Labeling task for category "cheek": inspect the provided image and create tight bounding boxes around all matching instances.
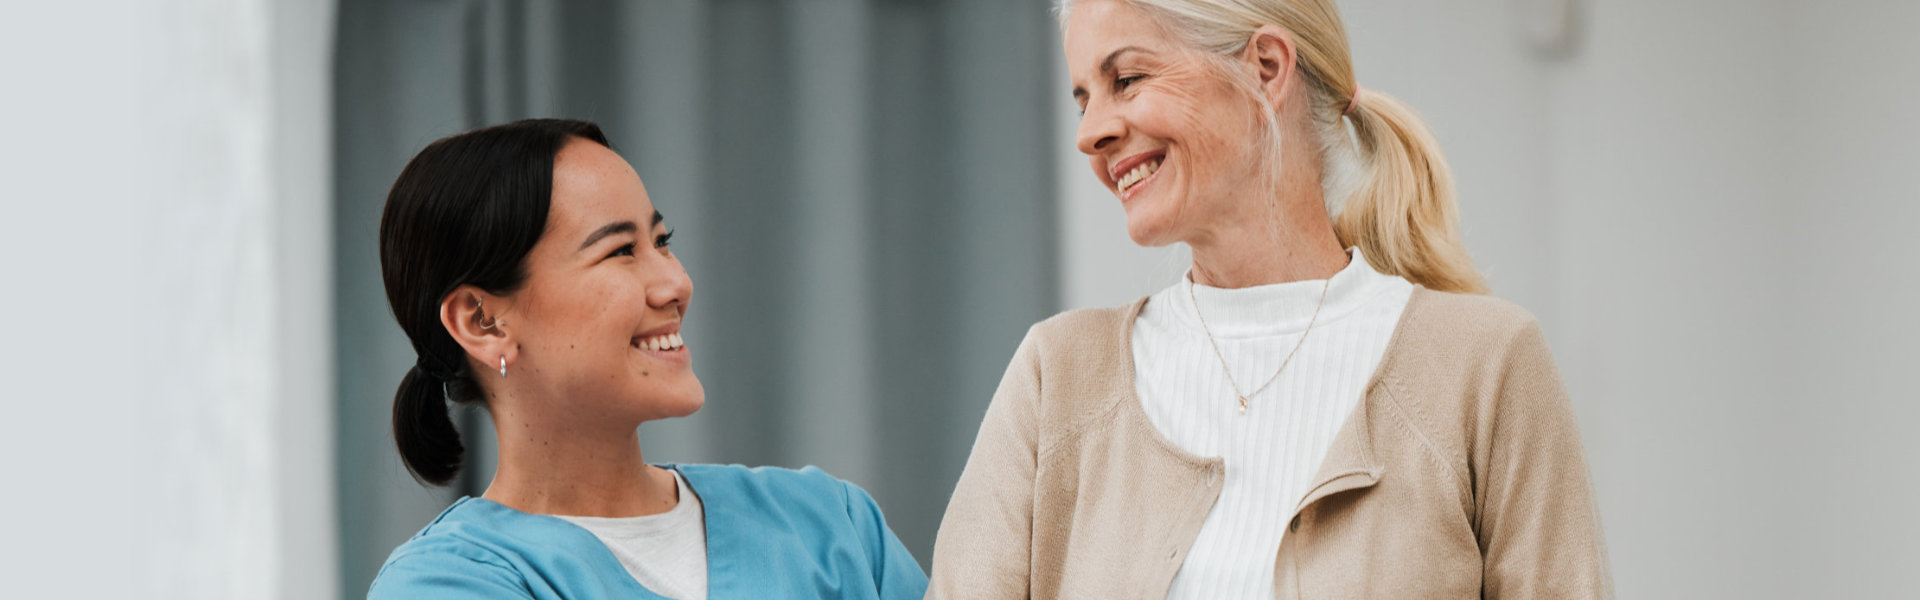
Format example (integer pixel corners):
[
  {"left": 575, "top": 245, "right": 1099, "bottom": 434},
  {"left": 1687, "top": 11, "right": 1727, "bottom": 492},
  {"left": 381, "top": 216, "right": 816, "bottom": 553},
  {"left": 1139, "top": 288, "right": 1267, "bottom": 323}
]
[
  {"left": 1136, "top": 80, "right": 1247, "bottom": 170},
  {"left": 523, "top": 279, "right": 628, "bottom": 349},
  {"left": 1127, "top": 86, "right": 1197, "bottom": 139}
]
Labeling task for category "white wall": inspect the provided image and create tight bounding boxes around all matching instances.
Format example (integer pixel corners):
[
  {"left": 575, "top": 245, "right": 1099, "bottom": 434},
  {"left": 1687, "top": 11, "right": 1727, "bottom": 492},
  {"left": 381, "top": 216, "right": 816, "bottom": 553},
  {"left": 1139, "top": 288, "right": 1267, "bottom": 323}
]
[
  {"left": 1056, "top": 1, "right": 1920, "bottom": 596},
  {"left": 0, "top": 1, "right": 337, "bottom": 598},
  {"left": 1784, "top": 2, "right": 1920, "bottom": 595},
  {"left": 1537, "top": 2, "right": 1800, "bottom": 597}
]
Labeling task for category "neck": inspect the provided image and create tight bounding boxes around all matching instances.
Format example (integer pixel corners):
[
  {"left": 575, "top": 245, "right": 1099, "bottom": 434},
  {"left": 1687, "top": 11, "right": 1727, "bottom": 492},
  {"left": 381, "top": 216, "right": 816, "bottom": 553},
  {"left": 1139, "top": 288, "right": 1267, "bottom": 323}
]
[
  {"left": 480, "top": 397, "right": 677, "bottom": 518},
  {"left": 1187, "top": 201, "right": 1350, "bottom": 289},
  {"left": 1187, "top": 137, "right": 1351, "bottom": 288}
]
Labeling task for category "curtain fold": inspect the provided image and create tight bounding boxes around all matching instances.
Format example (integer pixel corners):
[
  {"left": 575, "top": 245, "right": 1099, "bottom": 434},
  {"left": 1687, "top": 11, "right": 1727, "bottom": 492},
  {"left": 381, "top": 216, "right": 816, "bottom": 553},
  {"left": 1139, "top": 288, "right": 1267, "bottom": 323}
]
[{"left": 333, "top": 0, "right": 1057, "bottom": 594}]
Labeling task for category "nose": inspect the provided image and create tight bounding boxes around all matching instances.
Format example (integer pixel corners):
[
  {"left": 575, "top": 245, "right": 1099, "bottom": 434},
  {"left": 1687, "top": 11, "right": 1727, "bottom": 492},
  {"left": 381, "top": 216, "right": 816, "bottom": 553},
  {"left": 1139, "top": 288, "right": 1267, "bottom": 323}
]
[
  {"left": 1075, "top": 99, "right": 1123, "bottom": 156},
  {"left": 648, "top": 253, "right": 693, "bottom": 314}
]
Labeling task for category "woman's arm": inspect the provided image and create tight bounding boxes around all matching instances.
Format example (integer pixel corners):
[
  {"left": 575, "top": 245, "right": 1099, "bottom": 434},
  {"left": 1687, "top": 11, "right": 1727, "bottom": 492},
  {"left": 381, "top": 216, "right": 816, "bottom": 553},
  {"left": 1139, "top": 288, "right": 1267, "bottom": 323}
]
[
  {"left": 1475, "top": 319, "right": 1614, "bottom": 599},
  {"left": 927, "top": 329, "right": 1044, "bottom": 599}
]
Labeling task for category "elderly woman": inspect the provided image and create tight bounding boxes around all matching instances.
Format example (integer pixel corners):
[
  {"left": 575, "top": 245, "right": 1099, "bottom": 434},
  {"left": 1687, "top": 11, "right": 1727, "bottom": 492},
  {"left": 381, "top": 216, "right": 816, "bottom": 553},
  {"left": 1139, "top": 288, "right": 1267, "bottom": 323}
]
[
  {"left": 366, "top": 119, "right": 926, "bottom": 599},
  {"left": 930, "top": 1, "right": 1610, "bottom": 598}
]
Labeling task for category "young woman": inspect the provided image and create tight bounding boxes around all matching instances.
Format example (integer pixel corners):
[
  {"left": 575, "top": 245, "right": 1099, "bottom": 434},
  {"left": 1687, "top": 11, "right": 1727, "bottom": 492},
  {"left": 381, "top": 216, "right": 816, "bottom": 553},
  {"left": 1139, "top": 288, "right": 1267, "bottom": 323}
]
[
  {"left": 366, "top": 119, "right": 926, "bottom": 599},
  {"left": 930, "top": 1, "right": 1611, "bottom": 598}
]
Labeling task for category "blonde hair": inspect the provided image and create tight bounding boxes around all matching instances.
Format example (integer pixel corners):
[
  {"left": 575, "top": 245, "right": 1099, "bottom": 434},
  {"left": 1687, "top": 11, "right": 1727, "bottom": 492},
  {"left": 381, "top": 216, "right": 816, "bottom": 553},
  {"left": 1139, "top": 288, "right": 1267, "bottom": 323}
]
[{"left": 1059, "top": 0, "right": 1486, "bottom": 294}]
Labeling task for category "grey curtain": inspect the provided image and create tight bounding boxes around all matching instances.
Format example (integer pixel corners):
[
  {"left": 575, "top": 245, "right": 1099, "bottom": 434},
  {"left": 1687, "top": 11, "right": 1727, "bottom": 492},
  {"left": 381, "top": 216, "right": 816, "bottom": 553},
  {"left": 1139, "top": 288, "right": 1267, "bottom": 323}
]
[{"left": 332, "top": 0, "right": 1057, "bottom": 595}]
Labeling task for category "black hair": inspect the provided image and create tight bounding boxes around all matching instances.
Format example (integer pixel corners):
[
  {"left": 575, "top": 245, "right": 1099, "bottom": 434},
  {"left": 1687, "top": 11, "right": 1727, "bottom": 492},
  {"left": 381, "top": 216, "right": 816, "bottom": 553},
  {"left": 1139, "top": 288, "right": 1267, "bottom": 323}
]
[{"left": 379, "top": 118, "right": 611, "bottom": 485}]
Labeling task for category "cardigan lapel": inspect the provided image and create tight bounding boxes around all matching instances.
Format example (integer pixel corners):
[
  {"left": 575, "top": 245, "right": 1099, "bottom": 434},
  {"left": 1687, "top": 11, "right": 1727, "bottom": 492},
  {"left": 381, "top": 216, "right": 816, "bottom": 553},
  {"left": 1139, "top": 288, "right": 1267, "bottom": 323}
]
[
  {"left": 1285, "top": 288, "right": 1435, "bottom": 515},
  {"left": 1291, "top": 384, "right": 1385, "bottom": 516}
]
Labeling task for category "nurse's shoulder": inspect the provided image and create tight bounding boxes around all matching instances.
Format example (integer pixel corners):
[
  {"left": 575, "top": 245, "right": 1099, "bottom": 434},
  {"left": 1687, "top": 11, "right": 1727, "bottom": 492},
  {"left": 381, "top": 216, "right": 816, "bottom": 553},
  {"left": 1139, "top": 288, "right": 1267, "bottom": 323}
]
[{"left": 367, "top": 498, "right": 549, "bottom": 599}]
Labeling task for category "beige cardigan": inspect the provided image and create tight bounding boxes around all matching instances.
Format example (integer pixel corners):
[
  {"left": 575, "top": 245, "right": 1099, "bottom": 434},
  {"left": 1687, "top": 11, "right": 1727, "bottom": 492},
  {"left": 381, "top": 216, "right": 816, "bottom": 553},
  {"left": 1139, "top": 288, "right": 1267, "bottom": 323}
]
[{"left": 929, "top": 288, "right": 1612, "bottom": 599}]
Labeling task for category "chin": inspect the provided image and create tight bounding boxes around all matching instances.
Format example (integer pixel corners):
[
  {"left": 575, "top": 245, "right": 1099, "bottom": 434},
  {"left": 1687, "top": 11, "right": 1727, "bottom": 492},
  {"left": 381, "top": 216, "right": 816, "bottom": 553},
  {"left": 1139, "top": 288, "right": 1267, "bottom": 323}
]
[
  {"left": 1124, "top": 210, "right": 1179, "bottom": 247},
  {"left": 655, "top": 382, "right": 706, "bottom": 419},
  {"left": 622, "top": 379, "right": 706, "bottom": 421},
  {"left": 660, "top": 394, "right": 705, "bottom": 419}
]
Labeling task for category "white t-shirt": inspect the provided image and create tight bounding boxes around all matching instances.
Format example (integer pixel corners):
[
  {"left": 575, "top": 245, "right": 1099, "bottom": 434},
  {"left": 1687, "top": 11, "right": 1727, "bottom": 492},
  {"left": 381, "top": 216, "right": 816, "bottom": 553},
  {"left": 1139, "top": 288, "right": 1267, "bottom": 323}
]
[{"left": 555, "top": 469, "right": 709, "bottom": 600}]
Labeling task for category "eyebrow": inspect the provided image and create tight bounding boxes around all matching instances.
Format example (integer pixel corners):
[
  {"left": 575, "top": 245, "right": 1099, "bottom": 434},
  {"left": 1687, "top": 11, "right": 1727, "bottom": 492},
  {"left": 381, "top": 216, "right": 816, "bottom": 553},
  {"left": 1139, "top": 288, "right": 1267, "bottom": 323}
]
[
  {"left": 578, "top": 210, "right": 663, "bottom": 252},
  {"left": 1071, "top": 46, "right": 1153, "bottom": 101}
]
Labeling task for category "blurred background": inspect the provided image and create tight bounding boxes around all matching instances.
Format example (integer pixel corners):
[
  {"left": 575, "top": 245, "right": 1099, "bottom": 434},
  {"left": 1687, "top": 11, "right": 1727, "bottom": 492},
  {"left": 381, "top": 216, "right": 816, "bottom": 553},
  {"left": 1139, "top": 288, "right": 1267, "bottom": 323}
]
[{"left": 2, "top": 0, "right": 1915, "bottom": 598}]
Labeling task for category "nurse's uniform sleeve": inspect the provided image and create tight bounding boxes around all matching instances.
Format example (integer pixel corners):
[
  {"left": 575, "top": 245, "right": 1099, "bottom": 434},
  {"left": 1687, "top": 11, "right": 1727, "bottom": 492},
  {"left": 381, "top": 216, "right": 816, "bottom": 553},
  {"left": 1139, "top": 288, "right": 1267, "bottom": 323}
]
[
  {"left": 842, "top": 480, "right": 931, "bottom": 599},
  {"left": 366, "top": 547, "right": 534, "bottom": 600},
  {"left": 927, "top": 328, "right": 1042, "bottom": 599}
]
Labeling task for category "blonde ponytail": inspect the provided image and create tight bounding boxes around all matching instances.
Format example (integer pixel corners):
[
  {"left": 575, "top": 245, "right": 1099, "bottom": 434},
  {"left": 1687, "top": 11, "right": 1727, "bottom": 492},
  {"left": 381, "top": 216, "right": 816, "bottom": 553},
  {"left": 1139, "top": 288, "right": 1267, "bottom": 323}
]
[
  {"left": 1336, "top": 89, "right": 1485, "bottom": 293},
  {"left": 1058, "top": 0, "right": 1487, "bottom": 294}
]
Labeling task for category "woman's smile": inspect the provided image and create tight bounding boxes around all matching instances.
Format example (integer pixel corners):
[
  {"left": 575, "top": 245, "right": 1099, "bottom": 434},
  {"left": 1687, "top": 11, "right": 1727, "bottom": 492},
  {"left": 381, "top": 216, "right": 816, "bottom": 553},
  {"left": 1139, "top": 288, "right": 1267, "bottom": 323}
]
[
  {"left": 631, "top": 323, "right": 691, "bottom": 368},
  {"left": 1113, "top": 150, "right": 1166, "bottom": 203}
]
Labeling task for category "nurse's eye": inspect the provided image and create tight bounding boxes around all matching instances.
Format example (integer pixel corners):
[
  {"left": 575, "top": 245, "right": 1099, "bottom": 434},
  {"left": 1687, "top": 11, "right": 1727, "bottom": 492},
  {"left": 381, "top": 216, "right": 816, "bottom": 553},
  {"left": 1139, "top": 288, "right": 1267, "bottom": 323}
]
[
  {"left": 607, "top": 243, "right": 636, "bottom": 259},
  {"left": 654, "top": 228, "right": 675, "bottom": 249}
]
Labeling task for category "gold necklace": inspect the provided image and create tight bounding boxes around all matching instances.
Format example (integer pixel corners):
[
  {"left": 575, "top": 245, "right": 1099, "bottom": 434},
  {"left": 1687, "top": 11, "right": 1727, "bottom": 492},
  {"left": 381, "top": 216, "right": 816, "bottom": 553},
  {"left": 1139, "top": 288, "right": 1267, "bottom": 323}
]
[{"left": 1186, "top": 274, "right": 1333, "bottom": 415}]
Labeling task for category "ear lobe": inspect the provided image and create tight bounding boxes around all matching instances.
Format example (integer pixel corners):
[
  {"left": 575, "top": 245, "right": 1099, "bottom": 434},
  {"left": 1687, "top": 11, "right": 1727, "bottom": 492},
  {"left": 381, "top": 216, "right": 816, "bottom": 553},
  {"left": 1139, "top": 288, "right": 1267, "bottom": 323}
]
[{"left": 440, "top": 285, "right": 512, "bottom": 372}]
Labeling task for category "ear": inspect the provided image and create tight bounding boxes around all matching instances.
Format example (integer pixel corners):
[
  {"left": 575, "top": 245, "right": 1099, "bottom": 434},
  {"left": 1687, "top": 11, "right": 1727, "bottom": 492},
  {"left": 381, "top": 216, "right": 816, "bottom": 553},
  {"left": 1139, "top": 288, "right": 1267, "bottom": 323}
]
[
  {"left": 440, "top": 284, "right": 516, "bottom": 377},
  {"left": 1241, "top": 24, "right": 1298, "bottom": 108}
]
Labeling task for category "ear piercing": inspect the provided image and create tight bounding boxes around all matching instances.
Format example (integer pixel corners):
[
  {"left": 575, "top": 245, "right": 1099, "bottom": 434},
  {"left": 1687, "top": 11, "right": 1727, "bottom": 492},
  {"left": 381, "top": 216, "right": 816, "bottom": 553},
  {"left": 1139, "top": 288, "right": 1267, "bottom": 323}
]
[
  {"left": 476, "top": 297, "right": 499, "bottom": 330},
  {"left": 473, "top": 296, "right": 507, "bottom": 377}
]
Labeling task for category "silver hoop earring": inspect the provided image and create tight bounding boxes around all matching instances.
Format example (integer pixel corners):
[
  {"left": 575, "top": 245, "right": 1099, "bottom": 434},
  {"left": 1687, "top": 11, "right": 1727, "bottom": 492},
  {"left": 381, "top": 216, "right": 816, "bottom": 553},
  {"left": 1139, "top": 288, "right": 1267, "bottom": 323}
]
[{"left": 499, "top": 356, "right": 507, "bottom": 378}]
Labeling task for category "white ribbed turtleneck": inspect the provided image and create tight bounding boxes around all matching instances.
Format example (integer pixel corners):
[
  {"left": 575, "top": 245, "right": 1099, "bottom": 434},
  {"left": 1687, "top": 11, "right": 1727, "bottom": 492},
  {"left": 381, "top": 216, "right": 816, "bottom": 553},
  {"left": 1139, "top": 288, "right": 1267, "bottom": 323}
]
[{"left": 1133, "top": 249, "right": 1413, "bottom": 600}]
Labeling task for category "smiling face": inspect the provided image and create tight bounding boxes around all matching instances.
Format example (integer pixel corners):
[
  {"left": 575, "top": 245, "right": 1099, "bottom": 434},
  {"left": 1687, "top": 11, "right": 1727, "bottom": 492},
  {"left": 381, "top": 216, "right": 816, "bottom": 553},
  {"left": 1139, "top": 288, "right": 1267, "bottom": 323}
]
[
  {"left": 494, "top": 139, "right": 703, "bottom": 425},
  {"left": 1066, "top": 0, "right": 1273, "bottom": 247}
]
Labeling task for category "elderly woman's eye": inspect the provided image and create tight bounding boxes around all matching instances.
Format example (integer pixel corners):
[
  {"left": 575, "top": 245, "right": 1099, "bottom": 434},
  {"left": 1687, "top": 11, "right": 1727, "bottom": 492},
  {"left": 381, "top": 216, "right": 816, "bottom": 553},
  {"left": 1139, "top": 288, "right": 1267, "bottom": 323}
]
[{"left": 1116, "top": 75, "right": 1144, "bottom": 89}]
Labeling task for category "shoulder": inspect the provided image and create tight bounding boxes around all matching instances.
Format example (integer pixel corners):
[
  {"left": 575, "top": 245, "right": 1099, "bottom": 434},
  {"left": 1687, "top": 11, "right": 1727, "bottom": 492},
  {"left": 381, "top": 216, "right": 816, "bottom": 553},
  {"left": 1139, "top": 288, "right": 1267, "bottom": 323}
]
[
  {"left": 1376, "top": 288, "right": 1562, "bottom": 408},
  {"left": 995, "top": 300, "right": 1147, "bottom": 450},
  {"left": 1016, "top": 299, "right": 1142, "bottom": 376},
  {"left": 1401, "top": 287, "right": 1542, "bottom": 345},
  {"left": 1031, "top": 301, "right": 1137, "bottom": 336},
  {"left": 1026, "top": 301, "right": 1138, "bottom": 348},
  {"left": 368, "top": 500, "right": 539, "bottom": 597},
  {"left": 1368, "top": 289, "right": 1575, "bottom": 479},
  {"left": 1375, "top": 288, "right": 1566, "bottom": 428},
  {"left": 374, "top": 533, "right": 520, "bottom": 582},
  {"left": 378, "top": 498, "right": 523, "bottom": 568},
  {"left": 675, "top": 462, "right": 843, "bottom": 494},
  {"left": 1390, "top": 288, "right": 1554, "bottom": 371}
]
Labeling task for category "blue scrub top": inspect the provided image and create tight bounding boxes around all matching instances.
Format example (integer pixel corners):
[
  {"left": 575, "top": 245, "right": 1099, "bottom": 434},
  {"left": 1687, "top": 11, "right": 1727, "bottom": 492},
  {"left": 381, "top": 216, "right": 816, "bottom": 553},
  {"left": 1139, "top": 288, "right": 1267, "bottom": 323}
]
[{"left": 367, "top": 464, "right": 929, "bottom": 599}]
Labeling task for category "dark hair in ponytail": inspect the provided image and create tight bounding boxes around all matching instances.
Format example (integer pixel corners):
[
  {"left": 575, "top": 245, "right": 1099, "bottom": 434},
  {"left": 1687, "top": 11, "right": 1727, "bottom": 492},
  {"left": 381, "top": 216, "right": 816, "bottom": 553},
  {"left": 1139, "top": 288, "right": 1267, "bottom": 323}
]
[{"left": 379, "top": 119, "right": 611, "bottom": 485}]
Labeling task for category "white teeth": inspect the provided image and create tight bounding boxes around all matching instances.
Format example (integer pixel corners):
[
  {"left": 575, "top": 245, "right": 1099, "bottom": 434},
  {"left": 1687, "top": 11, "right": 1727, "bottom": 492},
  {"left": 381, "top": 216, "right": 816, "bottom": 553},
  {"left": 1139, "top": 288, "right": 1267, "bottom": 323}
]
[
  {"left": 637, "top": 333, "right": 685, "bottom": 351},
  {"left": 1118, "top": 159, "right": 1161, "bottom": 192}
]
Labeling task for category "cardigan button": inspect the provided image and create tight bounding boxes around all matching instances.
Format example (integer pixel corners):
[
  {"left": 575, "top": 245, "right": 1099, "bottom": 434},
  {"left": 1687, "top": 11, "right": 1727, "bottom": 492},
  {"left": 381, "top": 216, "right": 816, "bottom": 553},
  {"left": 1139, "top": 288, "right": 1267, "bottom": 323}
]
[{"left": 1289, "top": 515, "right": 1301, "bottom": 532}]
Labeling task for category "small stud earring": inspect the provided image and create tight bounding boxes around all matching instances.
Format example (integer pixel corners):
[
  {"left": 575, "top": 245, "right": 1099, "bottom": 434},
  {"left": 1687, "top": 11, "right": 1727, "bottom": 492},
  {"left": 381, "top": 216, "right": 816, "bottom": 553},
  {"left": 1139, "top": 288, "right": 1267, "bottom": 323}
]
[{"left": 499, "top": 356, "right": 507, "bottom": 378}]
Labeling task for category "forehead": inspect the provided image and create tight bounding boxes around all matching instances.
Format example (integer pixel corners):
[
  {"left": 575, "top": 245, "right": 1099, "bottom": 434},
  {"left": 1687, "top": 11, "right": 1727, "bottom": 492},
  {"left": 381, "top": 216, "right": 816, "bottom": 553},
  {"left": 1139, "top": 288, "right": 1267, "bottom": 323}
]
[
  {"left": 548, "top": 140, "right": 653, "bottom": 230},
  {"left": 1063, "top": 0, "right": 1179, "bottom": 79}
]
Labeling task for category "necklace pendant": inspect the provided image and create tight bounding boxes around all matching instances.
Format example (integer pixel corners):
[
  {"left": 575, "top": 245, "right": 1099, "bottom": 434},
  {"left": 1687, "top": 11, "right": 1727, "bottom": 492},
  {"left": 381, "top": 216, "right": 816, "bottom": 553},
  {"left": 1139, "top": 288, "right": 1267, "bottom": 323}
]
[{"left": 1237, "top": 396, "right": 1248, "bottom": 414}]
